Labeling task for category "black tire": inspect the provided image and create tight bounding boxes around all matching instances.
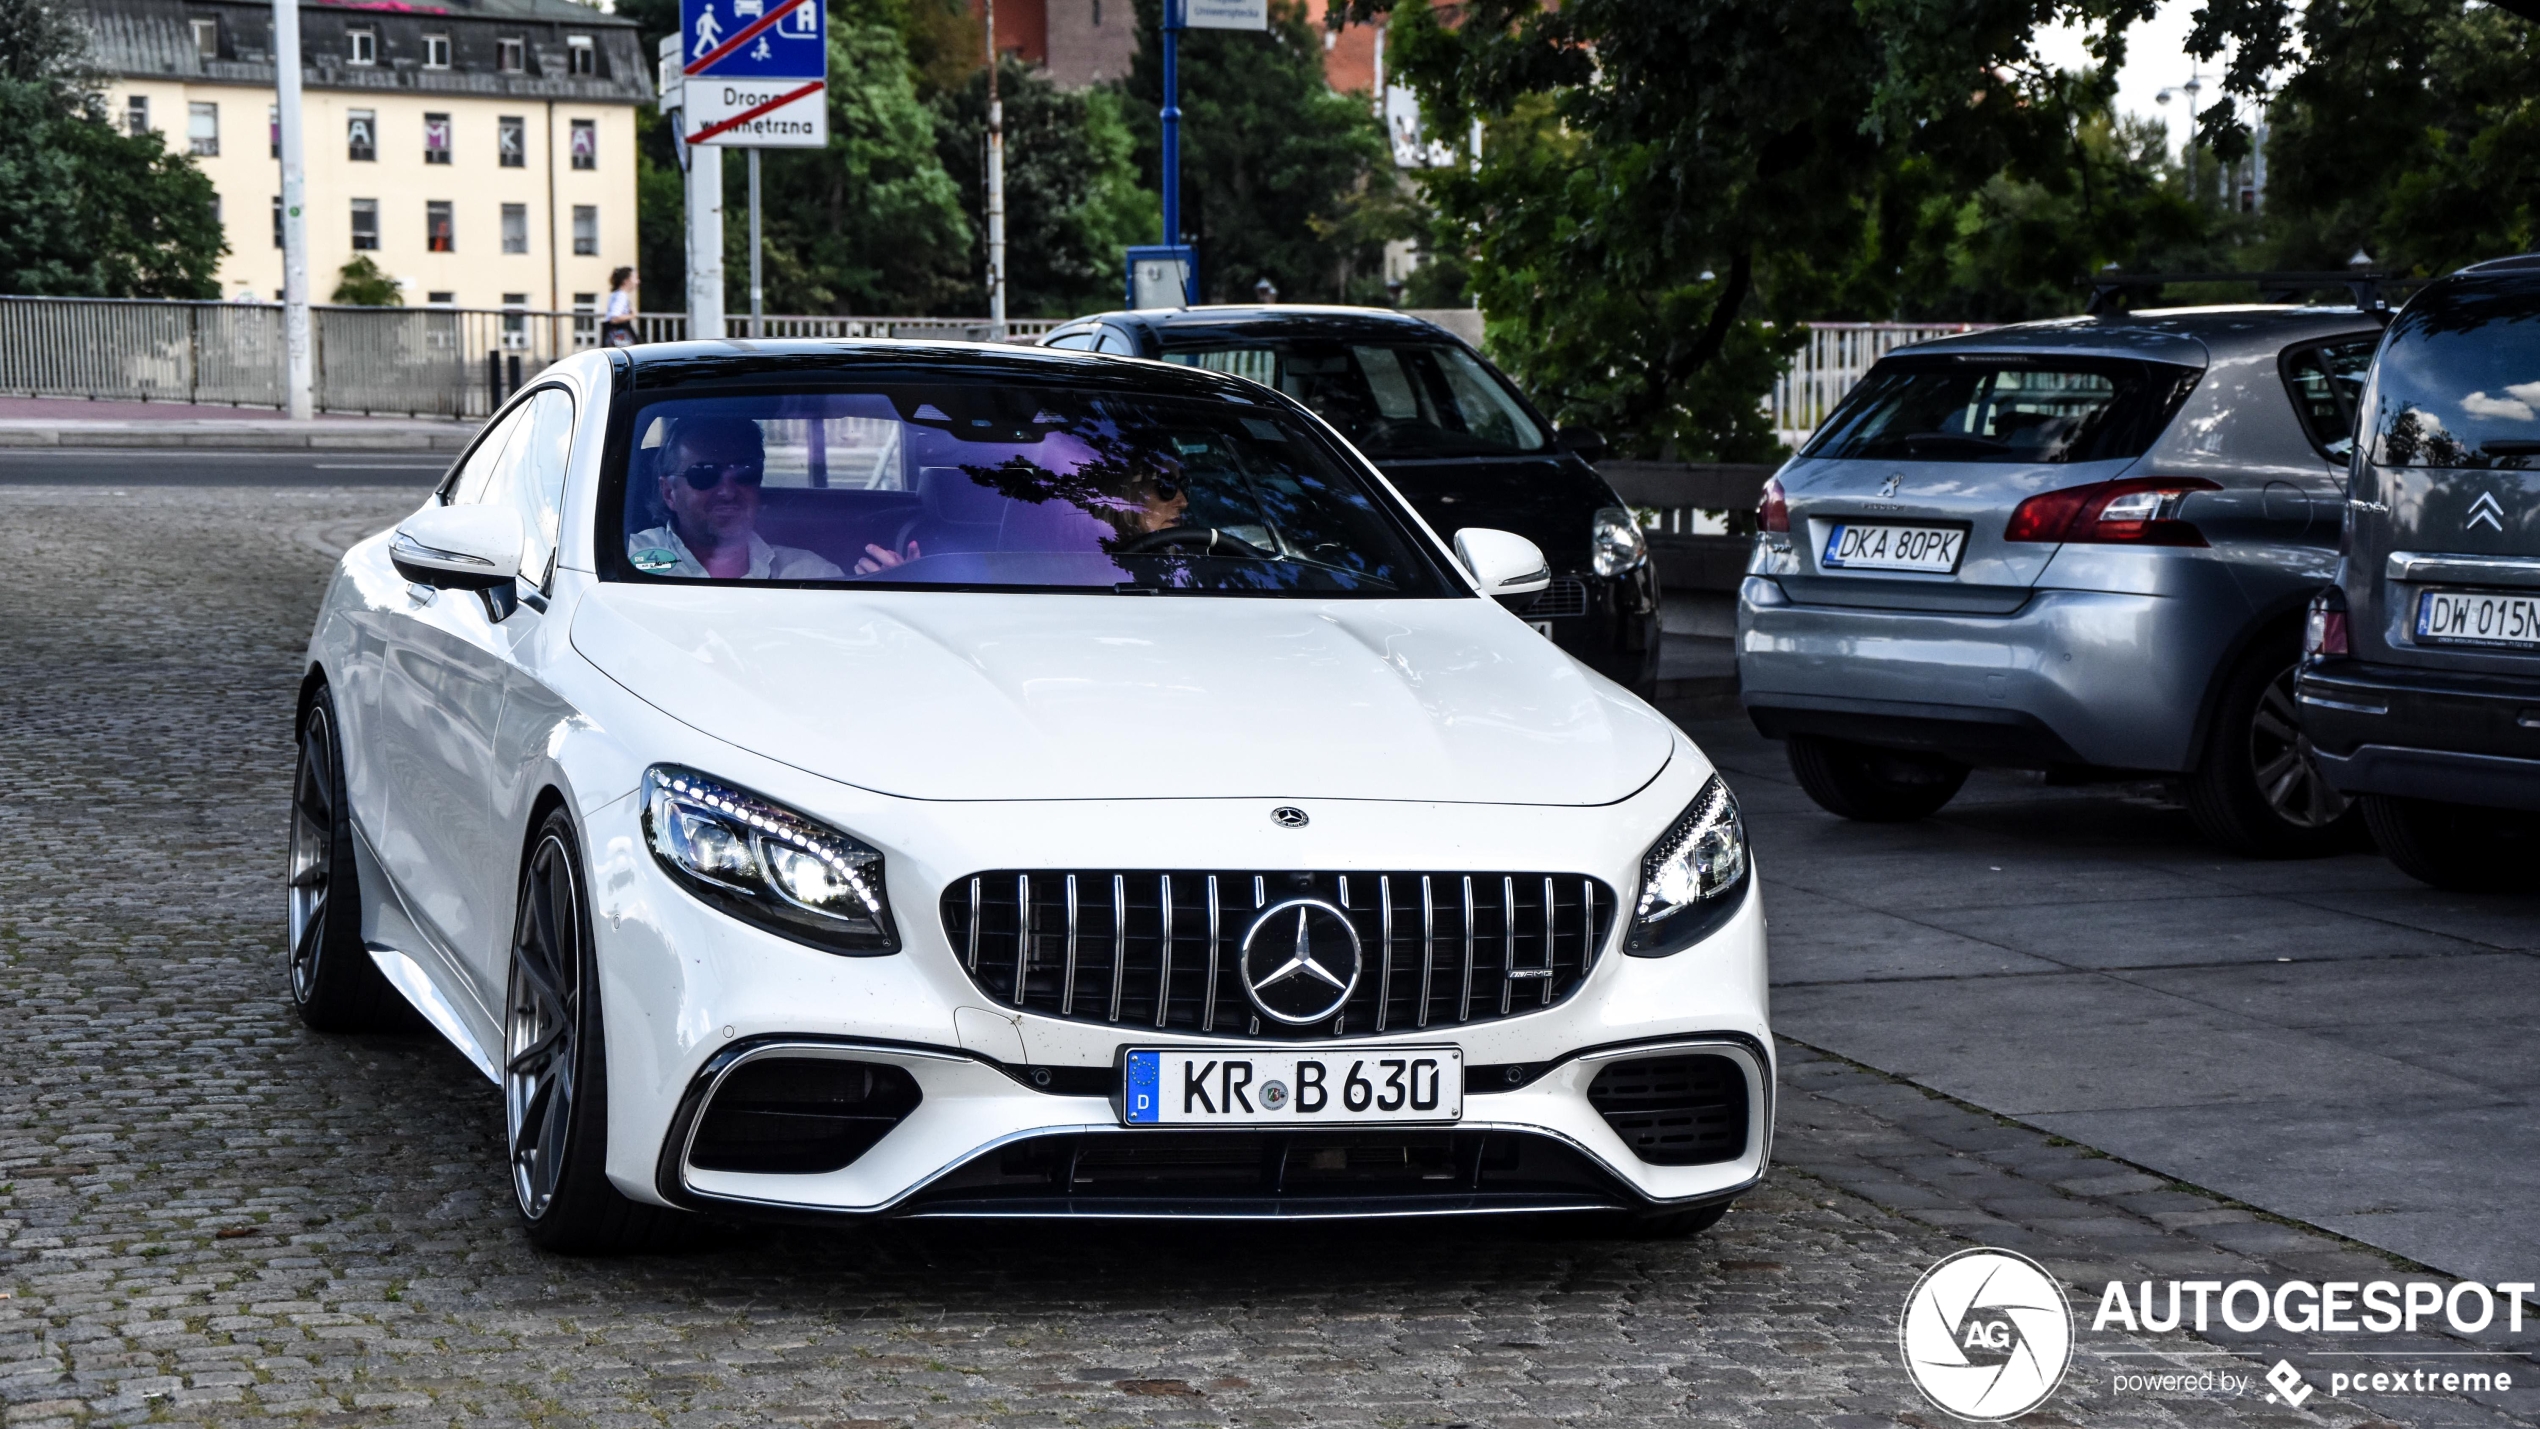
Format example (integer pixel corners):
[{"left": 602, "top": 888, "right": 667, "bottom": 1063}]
[
  {"left": 2360, "top": 795, "right": 2534, "bottom": 892},
  {"left": 1785, "top": 734, "right": 1968, "bottom": 822},
  {"left": 506, "top": 807, "right": 688, "bottom": 1254},
  {"left": 288, "top": 687, "right": 406, "bottom": 1031},
  {"left": 2185, "top": 643, "right": 2356, "bottom": 857}
]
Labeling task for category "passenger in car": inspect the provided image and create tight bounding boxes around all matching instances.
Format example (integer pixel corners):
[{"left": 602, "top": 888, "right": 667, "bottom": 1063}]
[{"left": 627, "top": 417, "right": 845, "bottom": 580}]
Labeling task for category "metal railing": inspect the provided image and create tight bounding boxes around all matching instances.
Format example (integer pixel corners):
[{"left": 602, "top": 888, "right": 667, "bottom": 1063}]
[
  {"left": 0, "top": 296, "right": 1061, "bottom": 419},
  {"left": 1769, "top": 321, "right": 1994, "bottom": 449}
]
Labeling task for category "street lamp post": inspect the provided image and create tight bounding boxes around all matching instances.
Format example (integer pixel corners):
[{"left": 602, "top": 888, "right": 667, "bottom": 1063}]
[
  {"left": 2156, "top": 65, "right": 2205, "bottom": 206},
  {"left": 1160, "top": 0, "right": 1182, "bottom": 256},
  {"left": 273, "top": 0, "right": 312, "bottom": 419},
  {"left": 985, "top": 0, "right": 1007, "bottom": 339}
]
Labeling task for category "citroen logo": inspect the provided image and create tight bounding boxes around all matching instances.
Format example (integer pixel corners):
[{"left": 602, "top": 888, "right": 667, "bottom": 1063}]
[
  {"left": 1237, "top": 899, "right": 1362, "bottom": 1025},
  {"left": 2468, "top": 491, "right": 2506, "bottom": 532},
  {"left": 1878, "top": 472, "right": 1904, "bottom": 499}
]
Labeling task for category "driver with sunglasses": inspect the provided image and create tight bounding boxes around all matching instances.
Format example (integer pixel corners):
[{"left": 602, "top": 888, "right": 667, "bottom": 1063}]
[{"left": 627, "top": 417, "right": 845, "bottom": 580}]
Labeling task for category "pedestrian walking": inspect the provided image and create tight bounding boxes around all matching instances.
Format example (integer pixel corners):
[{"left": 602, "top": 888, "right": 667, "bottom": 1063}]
[{"left": 601, "top": 267, "right": 639, "bottom": 348}]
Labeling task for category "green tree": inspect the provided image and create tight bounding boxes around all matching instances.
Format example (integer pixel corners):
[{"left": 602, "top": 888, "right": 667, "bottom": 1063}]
[
  {"left": 0, "top": 0, "right": 224, "bottom": 297},
  {"left": 330, "top": 255, "right": 402, "bottom": 305},
  {"left": 933, "top": 58, "right": 1152, "bottom": 316},
  {"left": 1124, "top": 0, "right": 1396, "bottom": 303}
]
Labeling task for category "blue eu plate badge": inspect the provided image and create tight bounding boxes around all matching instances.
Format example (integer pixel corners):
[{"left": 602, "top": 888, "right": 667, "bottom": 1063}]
[{"left": 1124, "top": 1050, "right": 1163, "bottom": 1124}]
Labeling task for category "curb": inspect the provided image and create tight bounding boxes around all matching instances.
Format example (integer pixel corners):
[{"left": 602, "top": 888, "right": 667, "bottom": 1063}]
[{"left": 0, "top": 423, "right": 476, "bottom": 451}]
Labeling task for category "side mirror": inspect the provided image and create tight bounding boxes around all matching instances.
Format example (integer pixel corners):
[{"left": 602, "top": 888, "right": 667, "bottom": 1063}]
[
  {"left": 1555, "top": 426, "right": 1608, "bottom": 462},
  {"left": 391, "top": 503, "right": 525, "bottom": 593},
  {"left": 1454, "top": 527, "right": 1552, "bottom": 597}
]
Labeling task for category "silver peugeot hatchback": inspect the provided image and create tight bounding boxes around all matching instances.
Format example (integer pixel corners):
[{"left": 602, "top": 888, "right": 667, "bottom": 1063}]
[{"left": 1738, "top": 307, "right": 2384, "bottom": 855}]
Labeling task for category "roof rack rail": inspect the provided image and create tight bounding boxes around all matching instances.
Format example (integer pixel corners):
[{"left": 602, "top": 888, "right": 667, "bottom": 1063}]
[{"left": 2081, "top": 271, "right": 2422, "bottom": 317}]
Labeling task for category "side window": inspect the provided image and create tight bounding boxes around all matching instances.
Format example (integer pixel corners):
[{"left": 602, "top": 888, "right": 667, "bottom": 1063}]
[
  {"left": 476, "top": 388, "right": 576, "bottom": 586},
  {"left": 1044, "top": 328, "right": 1095, "bottom": 351},
  {"left": 1094, "top": 326, "right": 1138, "bottom": 356},
  {"left": 2283, "top": 337, "right": 2378, "bottom": 460},
  {"left": 444, "top": 402, "right": 533, "bottom": 506}
]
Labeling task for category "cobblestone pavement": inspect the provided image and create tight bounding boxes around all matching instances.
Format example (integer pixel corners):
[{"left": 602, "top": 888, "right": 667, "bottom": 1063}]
[{"left": 2, "top": 481, "right": 2532, "bottom": 1428}]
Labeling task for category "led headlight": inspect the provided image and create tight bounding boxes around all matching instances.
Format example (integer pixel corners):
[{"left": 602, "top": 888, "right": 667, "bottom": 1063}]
[
  {"left": 1591, "top": 506, "right": 1650, "bottom": 579},
  {"left": 642, "top": 765, "right": 898, "bottom": 955},
  {"left": 1627, "top": 773, "right": 1750, "bottom": 955}
]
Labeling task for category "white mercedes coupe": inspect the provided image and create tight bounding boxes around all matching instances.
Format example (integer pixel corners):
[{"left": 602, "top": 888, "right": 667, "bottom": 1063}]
[{"left": 289, "top": 341, "right": 1770, "bottom": 1252}]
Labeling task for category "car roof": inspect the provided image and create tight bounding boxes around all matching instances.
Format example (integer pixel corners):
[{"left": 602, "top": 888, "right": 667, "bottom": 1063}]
[
  {"left": 618, "top": 338, "right": 1277, "bottom": 402},
  {"left": 1065, "top": 305, "right": 1465, "bottom": 346},
  {"left": 1887, "top": 305, "right": 2385, "bottom": 365}
]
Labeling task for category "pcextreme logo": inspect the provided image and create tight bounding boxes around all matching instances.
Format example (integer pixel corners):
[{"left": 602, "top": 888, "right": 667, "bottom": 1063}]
[{"left": 1899, "top": 1248, "right": 2075, "bottom": 1421}]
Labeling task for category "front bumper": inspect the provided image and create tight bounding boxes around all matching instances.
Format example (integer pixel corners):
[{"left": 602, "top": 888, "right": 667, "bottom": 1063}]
[
  {"left": 2296, "top": 657, "right": 2540, "bottom": 811},
  {"left": 1737, "top": 578, "right": 2225, "bottom": 771},
  {"left": 582, "top": 752, "right": 1773, "bottom": 1220}
]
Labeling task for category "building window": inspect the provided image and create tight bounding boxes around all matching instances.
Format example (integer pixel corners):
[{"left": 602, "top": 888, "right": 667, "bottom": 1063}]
[
  {"left": 346, "top": 26, "right": 375, "bottom": 65},
  {"left": 426, "top": 291, "right": 455, "bottom": 305},
  {"left": 351, "top": 198, "right": 379, "bottom": 251},
  {"left": 427, "top": 200, "right": 455, "bottom": 253},
  {"left": 347, "top": 109, "right": 375, "bottom": 161},
  {"left": 572, "top": 205, "right": 597, "bottom": 256},
  {"left": 566, "top": 35, "right": 594, "bottom": 74},
  {"left": 423, "top": 33, "right": 450, "bottom": 68},
  {"left": 125, "top": 95, "right": 147, "bottom": 136},
  {"left": 502, "top": 293, "right": 529, "bottom": 348},
  {"left": 572, "top": 292, "right": 598, "bottom": 346},
  {"left": 271, "top": 195, "right": 283, "bottom": 248},
  {"left": 569, "top": 119, "right": 596, "bottom": 170},
  {"left": 267, "top": 103, "right": 278, "bottom": 156},
  {"left": 497, "top": 37, "right": 524, "bottom": 72},
  {"left": 498, "top": 116, "right": 526, "bottom": 168},
  {"left": 501, "top": 203, "right": 529, "bottom": 255},
  {"left": 190, "top": 17, "right": 218, "bottom": 57},
  {"left": 423, "top": 113, "right": 451, "bottom": 164},
  {"left": 187, "top": 101, "right": 217, "bottom": 156}
]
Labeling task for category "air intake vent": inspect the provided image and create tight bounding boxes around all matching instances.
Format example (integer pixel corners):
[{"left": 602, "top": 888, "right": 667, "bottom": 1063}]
[
  {"left": 1523, "top": 578, "right": 1590, "bottom": 619},
  {"left": 1586, "top": 1054, "right": 1748, "bottom": 1166},
  {"left": 689, "top": 1058, "right": 922, "bottom": 1175}
]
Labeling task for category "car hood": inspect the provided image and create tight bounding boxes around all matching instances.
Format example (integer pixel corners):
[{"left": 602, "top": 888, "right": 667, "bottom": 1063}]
[
  {"left": 571, "top": 585, "right": 1675, "bottom": 804},
  {"left": 1376, "top": 455, "right": 1613, "bottom": 569}
]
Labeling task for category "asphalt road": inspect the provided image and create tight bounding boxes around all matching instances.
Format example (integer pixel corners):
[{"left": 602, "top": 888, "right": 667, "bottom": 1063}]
[
  {"left": 0, "top": 464, "right": 2531, "bottom": 1428},
  {"left": 0, "top": 449, "right": 449, "bottom": 486}
]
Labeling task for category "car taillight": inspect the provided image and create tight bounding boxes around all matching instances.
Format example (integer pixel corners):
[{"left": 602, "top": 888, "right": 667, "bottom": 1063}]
[
  {"left": 2003, "top": 477, "right": 2219, "bottom": 547},
  {"left": 1758, "top": 476, "right": 1789, "bottom": 534},
  {"left": 2304, "top": 587, "right": 2349, "bottom": 658}
]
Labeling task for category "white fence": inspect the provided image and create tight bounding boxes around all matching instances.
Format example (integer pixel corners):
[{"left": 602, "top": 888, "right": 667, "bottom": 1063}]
[
  {"left": 1769, "top": 321, "right": 1995, "bottom": 449},
  {"left": 0, "top": 296, "right": 1060, "bottom": 420}
]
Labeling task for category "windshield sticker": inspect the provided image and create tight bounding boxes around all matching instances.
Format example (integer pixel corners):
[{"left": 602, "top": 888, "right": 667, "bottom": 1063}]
[{"left": 631, "top": 546, "right": 682, "bottom": 572}]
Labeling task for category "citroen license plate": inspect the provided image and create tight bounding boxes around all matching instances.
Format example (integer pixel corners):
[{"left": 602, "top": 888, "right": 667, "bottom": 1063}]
[
  {"left": 1819, "top": 521, "right": 1967, "bottom": 574},
  {"left": 2417, "top": 588, "right": 2540, "bottom": 649},
  {"left": 1121, "top": 1047, "right": 1463, "bottom": 1126}
]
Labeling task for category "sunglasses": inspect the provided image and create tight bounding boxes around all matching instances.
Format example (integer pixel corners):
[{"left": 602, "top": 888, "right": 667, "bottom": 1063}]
[
  {"left": 1144, "top": 477, "right": 1184, "bottom": 501},
  {"left": 677, "top": 461, "right": 764, "bottom": 491}
]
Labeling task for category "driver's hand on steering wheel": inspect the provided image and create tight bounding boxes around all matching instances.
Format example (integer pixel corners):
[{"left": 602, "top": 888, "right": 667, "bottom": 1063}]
[{"left": 855, "top": 538, "right": 920, "bottom": 575}]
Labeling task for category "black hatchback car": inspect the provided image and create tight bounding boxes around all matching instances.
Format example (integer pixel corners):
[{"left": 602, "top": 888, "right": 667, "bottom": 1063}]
[
  {"left": 1040, "top": 306, "right": 1660, "bottom": 692},
  {"left": 2298, "top": 255, "right": 2540, "bottom": 889}
]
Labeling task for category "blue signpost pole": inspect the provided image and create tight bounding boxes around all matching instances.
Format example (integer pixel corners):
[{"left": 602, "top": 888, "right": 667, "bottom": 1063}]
[{"left": 1159, "top": 0, "right": 1181, "bottom": 261}]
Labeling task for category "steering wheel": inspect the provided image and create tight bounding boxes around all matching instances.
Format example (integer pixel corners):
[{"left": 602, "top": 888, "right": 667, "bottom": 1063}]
[{"left": 1120, "top": 526, "right": 1273, "bottom": 559}]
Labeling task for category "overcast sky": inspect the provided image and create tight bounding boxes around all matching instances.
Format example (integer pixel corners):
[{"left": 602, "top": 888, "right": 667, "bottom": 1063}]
[{"left": 2035, "top": 1, "right": 2242, "bottom": 154}]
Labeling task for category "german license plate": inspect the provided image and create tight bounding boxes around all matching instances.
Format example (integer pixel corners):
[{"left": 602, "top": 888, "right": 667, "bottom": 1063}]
[
  {"left": 1121, "top": 1047, "right": 1462, "bottom": 1126},
  {"left": 1820, "top": 521, "right": 1967, "bottom": 573},
  {"left": 2416, "top": 588, "right": 2540, "bottom": 649}
]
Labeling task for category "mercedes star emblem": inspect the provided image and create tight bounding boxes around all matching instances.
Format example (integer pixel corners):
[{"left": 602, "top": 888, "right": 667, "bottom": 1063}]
[
  {"left": 1238, "top": 898, "right": 1363, "bottom": 1025},
  {"left": 1270, "top": 805, "right": 1309, "bottom": 828}
]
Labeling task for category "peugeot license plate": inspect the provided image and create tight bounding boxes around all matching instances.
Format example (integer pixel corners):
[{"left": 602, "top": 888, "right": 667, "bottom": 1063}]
[
  {"left": 1819, "top": 521, "right": 1966, "bottom": 574},
  {"left": 2417, "top": 588, "right": 2540, "bottom": 649},
  {"left": 1121, "top": 1047, "right": 1463, "bottom": 1126}
]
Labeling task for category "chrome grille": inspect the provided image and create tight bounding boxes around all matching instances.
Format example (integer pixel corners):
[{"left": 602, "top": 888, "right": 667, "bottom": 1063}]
[
  {"left": 1522, "top": 578, "right": 1590, "bottom": 619},
  {"left": 940, "top": 870, "right": 1615, "bottom": 1039}
]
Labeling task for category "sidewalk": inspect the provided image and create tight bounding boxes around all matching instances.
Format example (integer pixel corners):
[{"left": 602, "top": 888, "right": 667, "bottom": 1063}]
[{"left": 0, "top": 396, "right": 477, "bottom": 450}]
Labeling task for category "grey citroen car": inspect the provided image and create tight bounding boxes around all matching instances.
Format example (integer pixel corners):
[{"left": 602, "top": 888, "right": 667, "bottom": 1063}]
[{"left": 1738, "top": 306, "right": 2385, "bottom": 855}]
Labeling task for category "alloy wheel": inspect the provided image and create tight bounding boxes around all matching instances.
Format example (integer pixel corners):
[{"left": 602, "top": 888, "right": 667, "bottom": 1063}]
[
  {"left": 287, "top": 709, "right": 336, "bottom": 1003},
  {"left": 506, "top": 833, "right": 583, "bottom": 1221},
  {"left": 2248, "top": 662, "right": 2348, "bottom": 830}
]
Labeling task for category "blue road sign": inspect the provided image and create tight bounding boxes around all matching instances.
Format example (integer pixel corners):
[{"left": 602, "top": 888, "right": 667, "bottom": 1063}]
[{"left": 680, "top": 0, "right": 825, "bottom": 82}]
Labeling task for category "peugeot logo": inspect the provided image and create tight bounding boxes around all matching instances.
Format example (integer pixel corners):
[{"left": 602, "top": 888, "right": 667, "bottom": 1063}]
[
  {"left": 1237, "top": 899, "right": 1362, "bottom": 1024},
  {"left": 1878, "top": 472, "right": 1904, "bottom": 499},
  {"left": 1270, "top": 805, "right": 1309, "bottom": 828},
  {"left": 2468, "top": 491, "right": 2506, "bottom": 532}
]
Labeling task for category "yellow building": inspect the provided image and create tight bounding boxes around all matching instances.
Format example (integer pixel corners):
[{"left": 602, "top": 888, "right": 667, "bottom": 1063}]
[{"left": 87, "top": 0, "right": 650, "bottom": 315}]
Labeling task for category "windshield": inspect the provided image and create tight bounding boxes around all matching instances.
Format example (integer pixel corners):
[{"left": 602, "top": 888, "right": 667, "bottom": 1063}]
[
  {"left": 1163, "top": 340, "right": 1548, "bottom": 459},
  {"left": 603, "top": 380, "right": 1457, "bottom": 597},
  {"left": 1802, "top": 356, "right": 2200, "bottom": 463},
  {"left": 2371, "top": 278, "right": 2540, "bottom": 469}
]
